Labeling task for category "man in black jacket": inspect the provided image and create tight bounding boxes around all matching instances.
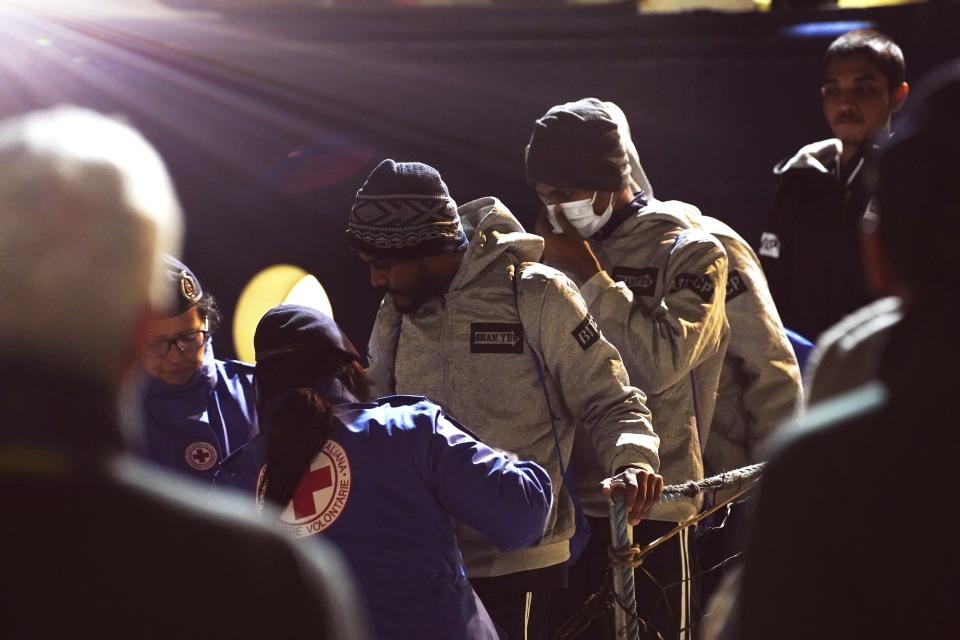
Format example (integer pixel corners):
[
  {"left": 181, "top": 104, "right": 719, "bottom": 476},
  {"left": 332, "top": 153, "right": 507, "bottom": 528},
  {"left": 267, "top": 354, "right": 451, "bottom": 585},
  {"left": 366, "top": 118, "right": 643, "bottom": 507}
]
[
  {"left": 758, "top": 29, "right": 909, "bottom": 342},
  {"left": 0, "top": 106, "right": 365, "bottom": 638},
  {"left": 737, "top": 61, "right": 959, "bottom": 640}
]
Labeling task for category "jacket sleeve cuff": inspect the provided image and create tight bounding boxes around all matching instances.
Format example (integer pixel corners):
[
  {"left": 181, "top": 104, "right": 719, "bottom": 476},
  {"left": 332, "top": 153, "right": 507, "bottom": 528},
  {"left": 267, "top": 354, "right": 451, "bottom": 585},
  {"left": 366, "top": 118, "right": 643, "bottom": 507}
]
[
  {"left": 610, "top": 450, "right": 656, "bottom": 476},
  {"left": 579, "top": 270, "right": 616, "bottom": 307}
]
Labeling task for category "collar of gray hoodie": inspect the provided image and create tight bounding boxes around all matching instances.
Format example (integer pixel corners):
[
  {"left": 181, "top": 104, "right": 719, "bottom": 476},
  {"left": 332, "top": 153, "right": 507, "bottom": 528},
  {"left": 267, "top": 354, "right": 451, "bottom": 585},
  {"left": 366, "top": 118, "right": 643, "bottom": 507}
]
[
  {"left": 598, "top": 197, "right": 701, "bottom": 244},
  {"left": 450, "top": 197, "right": 544, "bottom": 293}
]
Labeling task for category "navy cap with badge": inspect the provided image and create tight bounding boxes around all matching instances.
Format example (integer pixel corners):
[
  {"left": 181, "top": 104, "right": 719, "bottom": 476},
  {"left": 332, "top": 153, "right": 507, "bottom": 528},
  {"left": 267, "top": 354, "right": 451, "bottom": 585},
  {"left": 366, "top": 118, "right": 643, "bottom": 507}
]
[{"left": 162, "top": 255, "right": 204, "bottom": 317}]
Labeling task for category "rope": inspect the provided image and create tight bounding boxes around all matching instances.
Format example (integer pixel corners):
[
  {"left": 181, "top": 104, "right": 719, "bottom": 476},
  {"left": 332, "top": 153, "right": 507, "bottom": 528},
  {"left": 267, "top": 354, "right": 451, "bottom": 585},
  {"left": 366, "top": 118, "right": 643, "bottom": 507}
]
[
  {"left": 609, "top": 543, "right": 644, "bottom": 570},
  {"left": 610, "top": 494, "right": 641, "bottom": 640},
  {"left": 660, "top": 463, "right": 764, "bottom": 501},
  {"left": 626, "top": 465, "right": 766, "bottom": 564},
  {"left": 553, "top": 463, "right": 766, "bottom": 640}
]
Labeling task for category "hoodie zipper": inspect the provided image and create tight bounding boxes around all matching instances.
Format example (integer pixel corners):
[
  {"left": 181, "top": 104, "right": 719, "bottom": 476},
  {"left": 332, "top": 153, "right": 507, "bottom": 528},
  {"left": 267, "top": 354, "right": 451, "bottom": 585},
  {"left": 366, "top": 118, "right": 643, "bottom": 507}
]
[{"left": 438, "top": 295, "right": 455, "bottom": 416}]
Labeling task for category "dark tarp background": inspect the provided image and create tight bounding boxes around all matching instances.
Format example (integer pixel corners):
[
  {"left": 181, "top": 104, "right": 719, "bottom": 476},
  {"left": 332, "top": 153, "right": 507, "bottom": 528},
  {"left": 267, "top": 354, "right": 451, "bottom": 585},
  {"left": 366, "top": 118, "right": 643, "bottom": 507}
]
[{"left": 1, "top": 1, "right": 957, "bottom": 359}]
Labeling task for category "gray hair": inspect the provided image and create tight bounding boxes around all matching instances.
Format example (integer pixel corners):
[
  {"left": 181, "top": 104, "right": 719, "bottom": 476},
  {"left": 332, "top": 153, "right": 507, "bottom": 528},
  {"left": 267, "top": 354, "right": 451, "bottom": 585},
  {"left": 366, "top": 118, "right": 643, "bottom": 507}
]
[{"left": 0, "top": 106, "right": 183, "bottom": 377}]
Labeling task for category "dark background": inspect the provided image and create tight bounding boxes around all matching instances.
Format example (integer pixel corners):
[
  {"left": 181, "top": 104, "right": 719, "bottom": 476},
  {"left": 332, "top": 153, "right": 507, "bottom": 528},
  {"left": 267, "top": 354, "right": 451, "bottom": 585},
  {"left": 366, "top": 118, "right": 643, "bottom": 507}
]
[{"left": 1, "top": 1, "right": 958, "bottom": 359}]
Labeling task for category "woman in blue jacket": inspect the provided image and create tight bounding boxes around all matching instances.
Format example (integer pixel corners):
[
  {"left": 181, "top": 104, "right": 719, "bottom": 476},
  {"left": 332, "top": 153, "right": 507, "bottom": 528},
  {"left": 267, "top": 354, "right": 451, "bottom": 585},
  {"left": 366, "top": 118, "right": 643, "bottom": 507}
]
[
  {"left": 138, "top": 257, "right": 257, "bottom": 479},
  {"left": 216, "top": 304, "right": 553, "bottom": 640}
]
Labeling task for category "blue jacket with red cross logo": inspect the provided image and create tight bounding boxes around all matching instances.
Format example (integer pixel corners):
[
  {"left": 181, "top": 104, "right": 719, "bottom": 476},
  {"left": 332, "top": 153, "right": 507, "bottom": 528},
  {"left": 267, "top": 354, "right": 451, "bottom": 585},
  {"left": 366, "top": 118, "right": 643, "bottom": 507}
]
[
  {"left": 139, "top": 345, "right": 258, "bottom": 480},
  {"left": 215, "top": 392, "right": 553, "bottom": 640}
]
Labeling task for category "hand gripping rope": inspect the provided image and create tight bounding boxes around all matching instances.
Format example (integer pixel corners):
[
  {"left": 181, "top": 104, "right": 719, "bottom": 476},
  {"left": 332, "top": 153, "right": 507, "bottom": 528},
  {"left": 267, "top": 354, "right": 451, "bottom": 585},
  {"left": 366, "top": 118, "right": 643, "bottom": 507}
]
[{"left": 556, "top": 463, "right": 766, "bottom": 640}]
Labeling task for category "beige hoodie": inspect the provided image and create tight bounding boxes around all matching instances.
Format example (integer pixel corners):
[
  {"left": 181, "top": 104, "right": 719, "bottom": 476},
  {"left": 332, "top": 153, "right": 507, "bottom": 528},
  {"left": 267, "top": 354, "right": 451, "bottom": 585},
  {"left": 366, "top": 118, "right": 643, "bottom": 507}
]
[
  {"left": 614, "top": 107, "right": 798, "bottom": 504},
  {"left": 577, "top": 199, "right": 730, "bottom": 522},
  {"left": 366, "top": 196, "right": 659, "bottom": 578},
  {"left": 677, "top": 206, "right": 804, "bottom": 494}
]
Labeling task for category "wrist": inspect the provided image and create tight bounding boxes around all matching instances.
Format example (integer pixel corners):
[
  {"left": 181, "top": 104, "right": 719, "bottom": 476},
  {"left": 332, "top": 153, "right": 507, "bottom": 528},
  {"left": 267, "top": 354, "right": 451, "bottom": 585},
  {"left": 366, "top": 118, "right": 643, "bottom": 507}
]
[{"left": 575, "top": 257, "right": 602, "bottom": 282}]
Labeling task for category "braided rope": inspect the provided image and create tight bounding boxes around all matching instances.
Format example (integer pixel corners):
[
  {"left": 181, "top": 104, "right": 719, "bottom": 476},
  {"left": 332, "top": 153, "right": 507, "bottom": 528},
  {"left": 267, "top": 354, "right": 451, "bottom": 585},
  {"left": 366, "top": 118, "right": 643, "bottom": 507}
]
[
  {"left": 610, "top": 495, "right": 641, "bottom": 640},
  {"left": 609, "top": 543, "right": 644, "bottom": 570},
  {"left": 553, "top": 464, "right": 767, "bottom": 640},
  {"left": 660, "top": 463, "right": 765, "bottom": 501}
]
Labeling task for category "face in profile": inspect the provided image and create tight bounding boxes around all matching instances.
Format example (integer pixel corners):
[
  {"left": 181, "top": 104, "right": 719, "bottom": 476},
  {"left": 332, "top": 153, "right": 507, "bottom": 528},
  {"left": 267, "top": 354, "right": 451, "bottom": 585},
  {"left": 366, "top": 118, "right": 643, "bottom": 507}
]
[
  {"left": 140, "top": 306, "right": 208, "bottom": 386},
  {"left": 822, "top": 53, "right": 907, "bottom": 150},
  {"left": 358, "top": 252, "right": 450, "bottom": 314}
]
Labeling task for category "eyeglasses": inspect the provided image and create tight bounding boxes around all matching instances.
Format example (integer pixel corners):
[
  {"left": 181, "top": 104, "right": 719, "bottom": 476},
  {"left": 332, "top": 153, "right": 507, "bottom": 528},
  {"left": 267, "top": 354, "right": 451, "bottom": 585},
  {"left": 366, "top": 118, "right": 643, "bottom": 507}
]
[
  {"left": 142, "top": 330, "right": 209, "bottom": 357},
  {"left": 821, "top": 82, "right": 885, "bottom": 104}
]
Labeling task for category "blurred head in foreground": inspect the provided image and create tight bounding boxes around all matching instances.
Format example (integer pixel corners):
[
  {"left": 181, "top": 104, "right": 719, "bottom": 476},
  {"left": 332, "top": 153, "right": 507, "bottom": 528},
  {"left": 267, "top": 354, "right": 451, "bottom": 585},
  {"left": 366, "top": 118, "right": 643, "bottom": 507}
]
[{"left": 0, "top": 106, "right": 182, "bottom": 386}]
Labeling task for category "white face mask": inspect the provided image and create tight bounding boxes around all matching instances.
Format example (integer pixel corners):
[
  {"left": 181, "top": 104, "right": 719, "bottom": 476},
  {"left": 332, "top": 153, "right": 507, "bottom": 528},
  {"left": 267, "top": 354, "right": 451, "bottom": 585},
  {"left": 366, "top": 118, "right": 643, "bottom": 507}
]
[{"left": 546, "top": 192, "right": 614, "bottom": 238}]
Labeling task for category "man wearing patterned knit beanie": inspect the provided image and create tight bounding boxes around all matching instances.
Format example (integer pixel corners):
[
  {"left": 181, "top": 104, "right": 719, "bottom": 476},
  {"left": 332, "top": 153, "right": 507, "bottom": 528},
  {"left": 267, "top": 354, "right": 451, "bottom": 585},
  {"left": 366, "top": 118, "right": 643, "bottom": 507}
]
[
  {"left": 348, "top": 159, "right": 664, "bottom": 640},
  {"left": 346, "top": 159, "right": 468, "bottom": 313}
]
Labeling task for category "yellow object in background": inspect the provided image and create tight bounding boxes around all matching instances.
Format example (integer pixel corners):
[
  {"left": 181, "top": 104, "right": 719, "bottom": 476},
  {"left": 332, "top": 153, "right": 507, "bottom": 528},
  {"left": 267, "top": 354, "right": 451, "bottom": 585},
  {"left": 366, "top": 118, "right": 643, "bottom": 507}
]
[
  {"left": 752, "top": 0, "right": 921, "bottom": 9},
  {"left": 838, "top": 0, "right": 921, "bottom": 7},
  {"left": 233, "top": 264, "right": 334, "bottom": 363}
]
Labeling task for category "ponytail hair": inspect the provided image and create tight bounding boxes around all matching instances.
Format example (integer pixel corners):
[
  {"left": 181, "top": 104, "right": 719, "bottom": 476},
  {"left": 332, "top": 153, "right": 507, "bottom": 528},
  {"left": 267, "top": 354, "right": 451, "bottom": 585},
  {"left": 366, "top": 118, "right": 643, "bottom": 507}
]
[
  {"left": 261, "top": 387, "right": 334, "bottom": 510},
  {"left": 255, "top": 350, "right": 370, "bottom": 512}
]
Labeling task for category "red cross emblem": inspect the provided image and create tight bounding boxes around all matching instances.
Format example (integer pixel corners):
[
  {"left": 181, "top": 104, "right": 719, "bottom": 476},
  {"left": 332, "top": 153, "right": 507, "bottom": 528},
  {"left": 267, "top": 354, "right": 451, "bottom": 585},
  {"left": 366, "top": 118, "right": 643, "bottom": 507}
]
[
  {"left": 256, "top": 439, "right": 351, "bottom": 538},
  {"left": 292, "top": 464, "right": 334, "bottom": 519},
  {"left": 184, "top": 442, "right": 218, "bottom": 471}
]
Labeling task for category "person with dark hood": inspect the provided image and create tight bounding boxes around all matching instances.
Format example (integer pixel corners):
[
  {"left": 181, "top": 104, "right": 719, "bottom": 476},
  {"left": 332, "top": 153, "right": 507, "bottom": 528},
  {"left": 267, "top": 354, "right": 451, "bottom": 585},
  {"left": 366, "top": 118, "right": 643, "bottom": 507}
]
[
  {"left": 215, "top": 304, "right": 555, "bottom": 640},
  {"left": 550, "top": 100, "right": 804, "bottom": 613},
  {"left": 138, "top": 257, "right": 258, "bottom": 480},
  {"left": 524, "top": 97, "right": 733, "bottom": 640}
]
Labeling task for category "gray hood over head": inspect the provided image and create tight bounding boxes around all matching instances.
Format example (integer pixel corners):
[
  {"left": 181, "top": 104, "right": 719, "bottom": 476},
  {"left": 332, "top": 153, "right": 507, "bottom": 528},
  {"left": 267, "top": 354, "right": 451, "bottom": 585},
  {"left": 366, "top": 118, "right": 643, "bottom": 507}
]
[
  {"left": 603, "top": 100, "right": 655, "bottom": 199},
  {"left": 450, "top": 196, "right": 543, "bottom": 291}
]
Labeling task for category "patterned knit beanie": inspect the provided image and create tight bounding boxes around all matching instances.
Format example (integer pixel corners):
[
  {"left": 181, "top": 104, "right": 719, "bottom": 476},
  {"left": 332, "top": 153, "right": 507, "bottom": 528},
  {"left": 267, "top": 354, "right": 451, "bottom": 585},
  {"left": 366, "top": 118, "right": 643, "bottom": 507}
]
[
  {"left": 346, "top": 159, "right": 468, "bottom": 259},
  {"left": 524, "top": 98, "right": 629, "bottom": 192}
]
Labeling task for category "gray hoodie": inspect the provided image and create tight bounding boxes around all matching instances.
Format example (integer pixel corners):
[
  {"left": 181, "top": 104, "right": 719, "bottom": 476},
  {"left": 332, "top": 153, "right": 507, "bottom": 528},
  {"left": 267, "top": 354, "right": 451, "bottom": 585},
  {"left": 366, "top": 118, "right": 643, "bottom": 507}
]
[
  {"left": 366, "top": 197, "right": 659, "bottom": 578},
  {"left": 577, "top": 199, "right": 730, "bottom": 522},
  {"left": 674, "top": 205, "right": 804, "bottom": 492}
]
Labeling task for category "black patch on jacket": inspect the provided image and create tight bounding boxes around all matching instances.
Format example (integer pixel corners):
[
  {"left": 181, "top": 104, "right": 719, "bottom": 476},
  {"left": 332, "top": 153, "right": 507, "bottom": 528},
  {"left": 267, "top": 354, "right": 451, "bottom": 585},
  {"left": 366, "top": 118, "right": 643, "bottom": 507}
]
[
  {"left": 572, "top": 314, "right": 601, "bottom": 351},
  {"left": 726, "top": 270, "right": 749, "bottom": 301},
  {"left": 470, "top": 323, "right": 524, "bottom": 354},
  {"left": 669, "top": 273, "right": 715, "bottom": 303},
  {"left": 612, "top": 266, "right": 658, "bottom": 297}
]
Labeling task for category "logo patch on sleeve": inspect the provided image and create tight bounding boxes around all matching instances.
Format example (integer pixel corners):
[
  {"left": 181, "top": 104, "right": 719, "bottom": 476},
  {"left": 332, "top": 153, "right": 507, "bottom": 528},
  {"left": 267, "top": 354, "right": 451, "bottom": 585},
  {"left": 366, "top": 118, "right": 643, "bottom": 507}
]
[
  {"left": 470, "top": 323, "right": 524, "bottom": 354},
  {"left": 185, "top": 441, "right": 218, "bottom": 471},
  {"left": 572, "top": 314, "right": 601, "bottom": 351},
  {"left": 726, "top": 270, "right": 749, "bottom": 301},
  {"left": 759, "top": 232, "right": 780, "bottom": 259},
  {"left": 669, "top": 273, "right": 716, "bottom": 303},
  {"left": 257, "top": 439, "right": 352, "bottom": 538},
  {"left": 612, "top": 266, "right": 659, "bottom": 297}
]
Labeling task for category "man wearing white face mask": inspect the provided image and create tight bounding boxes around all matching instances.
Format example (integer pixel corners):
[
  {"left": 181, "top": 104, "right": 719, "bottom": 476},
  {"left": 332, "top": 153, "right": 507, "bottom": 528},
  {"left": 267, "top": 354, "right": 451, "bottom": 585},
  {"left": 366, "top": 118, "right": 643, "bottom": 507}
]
[
  {"left": 543, "top": 190, "right": 616, "bottom": 238},
  {"left": 525, "top": 97, "right": 730, "bottom": 640}
]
